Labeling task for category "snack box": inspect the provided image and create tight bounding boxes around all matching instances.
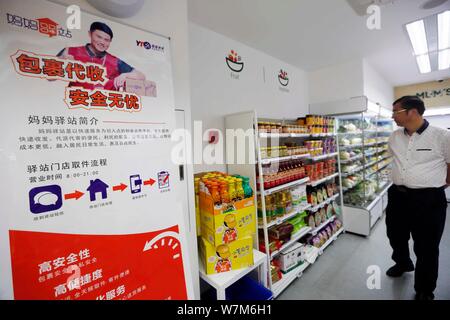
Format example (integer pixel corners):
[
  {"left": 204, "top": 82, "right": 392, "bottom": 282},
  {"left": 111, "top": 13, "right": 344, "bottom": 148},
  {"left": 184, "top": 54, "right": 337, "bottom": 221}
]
[
  {"left": 201, "top": 208, "right": 255, "bottom": 246},
  {"left": 199, "top": 188, "right": 255, "bottom": 216},
  {"left": 199, "top": 236, "right": 254, "bottom": 275},
  {"left": 279, "top": 242, "right": 303, "bottom": 273}
]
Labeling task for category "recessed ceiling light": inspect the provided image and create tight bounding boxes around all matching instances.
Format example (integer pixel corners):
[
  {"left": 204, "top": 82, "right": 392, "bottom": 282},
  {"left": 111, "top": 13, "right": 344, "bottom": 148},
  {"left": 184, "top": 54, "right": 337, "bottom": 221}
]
[
  {"left": 405, "top": 19, "right": 432, "bottom": 73},
  {"left": 416, "top": 54, "right": 432, "bottom": 73},
  {"left": 406, "top": 20, "right": 429, "bottom": 56},
  {"left": 438, "top": 10, "right": 450, "bottom": 70},
  {"left": 405, "top": 10, "right": 450, "bottom": 73}
]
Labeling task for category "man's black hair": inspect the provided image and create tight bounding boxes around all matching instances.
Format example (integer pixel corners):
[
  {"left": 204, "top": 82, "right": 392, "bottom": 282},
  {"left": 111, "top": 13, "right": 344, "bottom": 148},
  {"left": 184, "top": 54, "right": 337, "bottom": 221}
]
[
  {"left": 90, "top": 22, "right": 113, "bottom": 39},
  {"left": 393, "top": 95, "right": 426, "bottom": 115}
]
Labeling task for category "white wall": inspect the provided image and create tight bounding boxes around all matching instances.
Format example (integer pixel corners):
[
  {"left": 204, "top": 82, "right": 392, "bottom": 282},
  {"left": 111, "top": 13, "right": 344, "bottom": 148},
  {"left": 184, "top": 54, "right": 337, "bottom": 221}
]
[
  {"left": 189, "top": 22, "right": 309, "bottom": 173},
  {"left": 363, "top": 59, "right": 394, "bottom": 109},
  {"left": 426, "top": 115, "right": 450, "bottom": 130},
  {"left": 48, "top": 0, "right": 200, "bottom": 300},
  {"left": 308, "top": 59, "right": 394, "bottom": 114},
  {"left": 308, "top": 59, "right": 365, "bottom": 105}
]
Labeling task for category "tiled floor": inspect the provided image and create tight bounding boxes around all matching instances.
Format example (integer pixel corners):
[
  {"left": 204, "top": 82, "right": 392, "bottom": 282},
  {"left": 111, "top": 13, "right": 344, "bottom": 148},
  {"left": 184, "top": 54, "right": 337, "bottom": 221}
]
[{"left": 278, "top": 205, "right": 450, "bottom": 300}]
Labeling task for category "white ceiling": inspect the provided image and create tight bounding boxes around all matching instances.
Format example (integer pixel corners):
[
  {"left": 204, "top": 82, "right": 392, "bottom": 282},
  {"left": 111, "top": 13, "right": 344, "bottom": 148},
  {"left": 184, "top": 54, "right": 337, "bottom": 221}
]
[{"left": 188, "top": 0, "right": 450, "bottom": 87}]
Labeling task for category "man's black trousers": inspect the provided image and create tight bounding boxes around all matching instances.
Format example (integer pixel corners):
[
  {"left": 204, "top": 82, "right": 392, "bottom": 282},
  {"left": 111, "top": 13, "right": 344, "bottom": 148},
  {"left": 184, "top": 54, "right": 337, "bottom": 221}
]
[{"left": 386, "top": 184, "right": 447, "bottom": 294}]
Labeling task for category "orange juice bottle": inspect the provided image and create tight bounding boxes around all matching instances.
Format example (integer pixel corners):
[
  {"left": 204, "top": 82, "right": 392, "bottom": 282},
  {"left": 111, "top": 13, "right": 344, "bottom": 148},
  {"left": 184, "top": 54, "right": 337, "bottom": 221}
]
[
  {"left": 210, "top": 182, "right": 221, "bottom": 206},
  {"left": 219, "top": 182, "right": 230, "bottom": 204}
]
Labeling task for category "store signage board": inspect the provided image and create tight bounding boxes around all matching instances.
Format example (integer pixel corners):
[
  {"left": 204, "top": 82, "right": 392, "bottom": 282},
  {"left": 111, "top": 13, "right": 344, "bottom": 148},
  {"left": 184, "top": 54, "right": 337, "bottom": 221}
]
[
  {"left": 0, "top": 0, "right": 194, "bottom": 300},
  {"left": 395, "top": 79, "right": 450, "bottom": 108}
]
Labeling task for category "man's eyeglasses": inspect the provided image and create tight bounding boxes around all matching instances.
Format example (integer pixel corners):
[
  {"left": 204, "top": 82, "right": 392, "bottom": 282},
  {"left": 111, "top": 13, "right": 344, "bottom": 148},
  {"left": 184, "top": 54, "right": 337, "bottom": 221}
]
[{"left": 392, "top": 109, "right": 408, "bottom": 115}]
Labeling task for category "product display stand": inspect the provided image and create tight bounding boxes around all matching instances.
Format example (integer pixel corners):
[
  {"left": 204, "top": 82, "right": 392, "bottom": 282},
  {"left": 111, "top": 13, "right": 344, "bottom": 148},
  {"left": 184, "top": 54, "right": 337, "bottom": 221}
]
[
  {"left": 199, "top": 250, "right": 268, "bottom": 300},
  {"left": 310, "top": 97, "right": 394, "bottom": 236},
  {"left": 225, "top": 111, "right": 344, "bottom": 298}
]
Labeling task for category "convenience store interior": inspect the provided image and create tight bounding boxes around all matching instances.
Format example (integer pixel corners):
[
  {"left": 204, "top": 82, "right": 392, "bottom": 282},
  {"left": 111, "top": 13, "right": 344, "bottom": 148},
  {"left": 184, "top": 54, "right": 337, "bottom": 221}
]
[{"left": 2, "top": 0, "right": 449, "bottom": 301}]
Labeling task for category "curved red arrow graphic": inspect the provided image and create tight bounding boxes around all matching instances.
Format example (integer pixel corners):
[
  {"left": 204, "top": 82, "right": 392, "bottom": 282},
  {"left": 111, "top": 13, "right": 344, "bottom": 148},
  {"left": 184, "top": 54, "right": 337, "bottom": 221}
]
[
  {"left": 64, "top": 190, "right": 84, "bottom": 200},
  {"left": 113, "top": 183, "right": 127, "bottom": 192},
  {"left": 144, "top": 178, "right": 156, "bottom": 186}
]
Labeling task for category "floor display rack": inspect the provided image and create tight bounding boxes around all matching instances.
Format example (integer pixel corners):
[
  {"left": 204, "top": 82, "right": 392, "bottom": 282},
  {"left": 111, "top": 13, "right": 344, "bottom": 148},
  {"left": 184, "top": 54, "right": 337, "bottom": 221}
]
[
  {"left": 311, "top": 97, "right": 394, "bottom": 236},
  {"left": 225, "top": 111, "right": 344, "bottom": 298}
]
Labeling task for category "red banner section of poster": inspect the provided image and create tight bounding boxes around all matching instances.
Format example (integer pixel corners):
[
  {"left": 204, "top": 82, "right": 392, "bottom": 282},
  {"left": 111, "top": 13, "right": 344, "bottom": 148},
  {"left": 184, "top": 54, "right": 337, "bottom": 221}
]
[{"left": 9, "top": 226, "right": 187, "bottom": 300}]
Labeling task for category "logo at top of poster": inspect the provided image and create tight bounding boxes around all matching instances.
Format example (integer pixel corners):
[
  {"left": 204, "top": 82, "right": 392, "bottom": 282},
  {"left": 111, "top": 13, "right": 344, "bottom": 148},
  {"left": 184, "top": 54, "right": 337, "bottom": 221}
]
[
  {"left": 278, "top": 69, "right": 289, "bottom": 87},
  {"left": 226, "top": 50, "right": 244, "bottom": 73},
  {"left": 36, "top": 18, "right": 59, "bottom": 37},
  {"left": 6, "top": 13, "right": 72, "bottom": 38}
]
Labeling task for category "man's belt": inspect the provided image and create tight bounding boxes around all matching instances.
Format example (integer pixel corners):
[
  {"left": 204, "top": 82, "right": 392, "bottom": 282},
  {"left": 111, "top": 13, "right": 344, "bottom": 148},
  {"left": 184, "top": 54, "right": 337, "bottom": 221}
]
[{"left": 393, "top": 184, "right": 445, "bottom": 193}]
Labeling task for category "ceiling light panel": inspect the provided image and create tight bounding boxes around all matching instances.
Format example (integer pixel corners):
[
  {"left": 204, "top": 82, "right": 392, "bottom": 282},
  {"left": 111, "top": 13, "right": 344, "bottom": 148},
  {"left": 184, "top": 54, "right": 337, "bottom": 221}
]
[{"left": 406, "top": 20, "right": 429, "bottom": 55}]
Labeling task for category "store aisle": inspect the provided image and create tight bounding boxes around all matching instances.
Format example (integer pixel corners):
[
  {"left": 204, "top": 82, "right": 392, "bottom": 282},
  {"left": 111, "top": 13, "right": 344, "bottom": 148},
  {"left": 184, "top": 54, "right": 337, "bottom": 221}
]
[{"left": 278, "top": 205, "right": 450, "bottom": 300}]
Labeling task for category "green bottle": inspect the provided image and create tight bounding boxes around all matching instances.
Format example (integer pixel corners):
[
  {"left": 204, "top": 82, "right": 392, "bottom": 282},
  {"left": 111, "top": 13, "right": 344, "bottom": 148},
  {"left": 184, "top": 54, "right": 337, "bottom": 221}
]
[{"left": 242, "top": 177, "right": 253, "bottom": 198}]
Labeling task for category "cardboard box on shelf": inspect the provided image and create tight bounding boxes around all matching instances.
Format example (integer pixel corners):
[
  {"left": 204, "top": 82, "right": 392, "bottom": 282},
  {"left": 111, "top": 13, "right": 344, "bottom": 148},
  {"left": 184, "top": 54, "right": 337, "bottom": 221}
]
[
  {"left": 199, "top": 236, "right": 254, "bottom": 275},
  {"left": 198, "top": 180, "right": 255, "bottom": 246},
  {"left": 199, "top": 190, "right": 255, "bottom": 216},
  {"left": 201, "top": 208, "right": 255, "bottom": 246},
  {"left": 279, "top": 242, "right": 303, "bottom": 273}
]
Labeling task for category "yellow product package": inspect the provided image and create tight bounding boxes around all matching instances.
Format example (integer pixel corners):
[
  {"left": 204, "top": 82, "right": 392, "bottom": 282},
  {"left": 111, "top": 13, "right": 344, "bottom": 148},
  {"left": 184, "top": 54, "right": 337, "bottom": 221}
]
[
  {"left": 200, "top": 208, "right": 255, "bottom": 246},
  {"left": 199, "top": 236, "right": 254, "bottom": 275}
]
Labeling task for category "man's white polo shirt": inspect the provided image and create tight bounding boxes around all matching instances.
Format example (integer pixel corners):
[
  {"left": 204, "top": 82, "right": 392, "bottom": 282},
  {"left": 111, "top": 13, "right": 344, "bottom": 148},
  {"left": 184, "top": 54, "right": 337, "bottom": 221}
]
[{"left": 388, "top": 120, "right": 450, "bottom": 189}]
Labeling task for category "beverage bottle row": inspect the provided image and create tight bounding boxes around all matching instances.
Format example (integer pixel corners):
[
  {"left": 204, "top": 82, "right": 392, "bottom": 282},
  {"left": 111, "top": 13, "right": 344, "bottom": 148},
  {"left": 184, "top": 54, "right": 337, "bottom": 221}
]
[
  {"left": 198, "top": 172, "right": 253, "bottom": 206},
  {"left": 257, "top": 189, "right": 293, "bottom": 224},
  {"left": 257, "top": 159, "right": 306, "bottom": 190}
]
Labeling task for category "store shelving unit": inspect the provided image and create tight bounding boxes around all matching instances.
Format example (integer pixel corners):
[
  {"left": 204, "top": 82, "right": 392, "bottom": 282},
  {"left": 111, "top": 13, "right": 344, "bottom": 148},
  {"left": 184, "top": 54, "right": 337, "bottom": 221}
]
[
  {"left": 310, "top": 97, "right": 394, "bottom": 236},
  {"left": 270, "top": 224, "right": 344, "bottom": 298},
  {"left": 271, "top": 260, "right": 310, "bottom": 297},
  {"left": 307, "top": 193, "right": 340, "bottom": 213},
  {"left": 225, "top": 111, "right": 344, "bottom": 298},
  {"left": 270, "top": 226, "right": 312, "bottom": 259},
  {"left": 306, "top": 172, "right": 339, "bottom": 187},
  {"left": 318, "top": 227, "right": 344, "bottom": 254},
  {"left": 258, "top": 203, "right": 312, "bottom": 229},
  {"left": 258, "top": 177, "right": 310, "bottom": 196},
  {"left": 310, "top": 215, "right": 337, "bottom": 236}
]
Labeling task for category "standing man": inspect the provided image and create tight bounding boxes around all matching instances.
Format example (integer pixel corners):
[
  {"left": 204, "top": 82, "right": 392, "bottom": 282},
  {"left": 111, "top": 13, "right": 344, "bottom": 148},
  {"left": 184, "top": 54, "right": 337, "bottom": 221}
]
[{"left": 386, "top": 95, "right": 450, "bottom": 300}]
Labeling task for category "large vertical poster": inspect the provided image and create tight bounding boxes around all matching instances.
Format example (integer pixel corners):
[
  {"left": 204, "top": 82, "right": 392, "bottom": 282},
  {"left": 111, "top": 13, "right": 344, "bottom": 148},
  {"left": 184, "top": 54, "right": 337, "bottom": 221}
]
[{"left": 0, "top": 0, "right": 193, "bottom": 300}]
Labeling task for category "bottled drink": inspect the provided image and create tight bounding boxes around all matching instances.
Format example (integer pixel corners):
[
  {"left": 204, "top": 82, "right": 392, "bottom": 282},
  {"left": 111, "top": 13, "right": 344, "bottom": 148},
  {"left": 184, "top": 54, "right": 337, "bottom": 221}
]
[
  {"left": 235, "top": 178, "right": 245, "bottom": 200},
  {"left": 242, "top": 177, "right": 253, "bottom": 198},
  {"left": 266, "top": 194, "right": 275, "bottom": 222},
  {"left": 257, "top": 195, "right": 263, "bottom": 225},
  {"left": 227, "top": 178, "right": 237, "bottom": 201},
  {"left": 219, "top": 181, "right": 230, "bottom": 204},
  {"left": 210, "top": 183, "right": 221, "bottom": 206}
]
